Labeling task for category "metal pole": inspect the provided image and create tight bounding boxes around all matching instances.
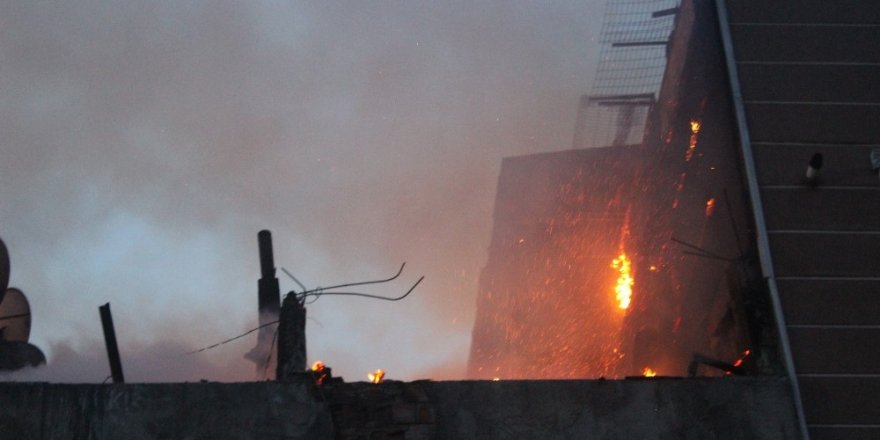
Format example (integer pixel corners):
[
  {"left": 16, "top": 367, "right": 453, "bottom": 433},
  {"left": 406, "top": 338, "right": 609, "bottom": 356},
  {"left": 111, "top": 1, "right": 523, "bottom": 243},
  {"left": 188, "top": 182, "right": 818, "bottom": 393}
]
[
  {"left": 257, "top": 230, "right": 281, "bottom": 319},
  {"left": 714, "top": 1, "right": 809, "bottom": 438},
  {"left": 99, "top": 303, "right": 125, "bottom": 384}
]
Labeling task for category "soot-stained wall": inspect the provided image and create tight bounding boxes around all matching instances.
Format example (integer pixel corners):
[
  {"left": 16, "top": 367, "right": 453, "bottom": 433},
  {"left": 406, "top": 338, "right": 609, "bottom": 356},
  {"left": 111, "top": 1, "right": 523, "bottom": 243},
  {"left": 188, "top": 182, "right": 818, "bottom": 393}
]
[
  {"left": 468, "top": 0, "right": 765, "bottom": 380},
  {"left": 0, "top": 377, "right": 798, "bottom": 439}
]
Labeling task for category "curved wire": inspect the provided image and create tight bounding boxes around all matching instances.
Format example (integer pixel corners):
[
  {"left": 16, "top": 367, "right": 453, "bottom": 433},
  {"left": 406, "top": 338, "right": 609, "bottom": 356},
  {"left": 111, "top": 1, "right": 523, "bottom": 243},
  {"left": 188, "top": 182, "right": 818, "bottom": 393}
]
[
  {"left": 280, "top": 267, "right": 308, "bottom": 292},
  {"left": 300, "top": 276, "right": 424, "bottom": 302},
  {"left": 671, "top": 237, "right": 731, "bottom": 261},
  {"left": 297, "top": 262, "right": 407, "bottom": 296},
  {"left": 187, "top": 320, "right": 279, "bottom": 355},
  {"left": 304, "top": 288, "right": 322, "bottom": 305}
]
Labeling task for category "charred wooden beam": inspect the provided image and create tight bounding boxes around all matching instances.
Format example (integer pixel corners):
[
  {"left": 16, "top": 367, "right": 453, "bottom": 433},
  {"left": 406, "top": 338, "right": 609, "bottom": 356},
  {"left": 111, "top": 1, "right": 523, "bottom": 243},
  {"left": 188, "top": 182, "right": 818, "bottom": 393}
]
[
  {"left": 99, "top": 303, "right": 125, "bottom": 384},
  {"left": 276, "top": 294, "right": 306, "bottom": 382}
]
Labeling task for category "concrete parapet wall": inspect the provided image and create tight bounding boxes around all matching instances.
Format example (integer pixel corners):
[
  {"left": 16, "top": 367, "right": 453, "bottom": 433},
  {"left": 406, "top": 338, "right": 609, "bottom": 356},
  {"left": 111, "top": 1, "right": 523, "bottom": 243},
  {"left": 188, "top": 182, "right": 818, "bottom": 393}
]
[{"left": 0, "top": 377, "right": 798, "bottom": 439}]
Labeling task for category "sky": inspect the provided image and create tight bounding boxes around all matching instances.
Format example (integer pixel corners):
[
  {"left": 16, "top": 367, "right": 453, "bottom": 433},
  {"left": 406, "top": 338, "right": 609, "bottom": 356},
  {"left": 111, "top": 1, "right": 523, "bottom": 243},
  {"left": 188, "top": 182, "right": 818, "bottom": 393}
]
[{"left": 0, "top": 0, "right": 603, "bottom": 383}]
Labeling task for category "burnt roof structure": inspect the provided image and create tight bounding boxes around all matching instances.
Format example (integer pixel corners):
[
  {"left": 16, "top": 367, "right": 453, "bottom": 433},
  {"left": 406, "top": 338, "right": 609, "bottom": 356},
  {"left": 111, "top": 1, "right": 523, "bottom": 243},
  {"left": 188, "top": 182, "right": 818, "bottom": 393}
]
[{"left": 3, "top": 1, "right": 877, "bottom": 438}]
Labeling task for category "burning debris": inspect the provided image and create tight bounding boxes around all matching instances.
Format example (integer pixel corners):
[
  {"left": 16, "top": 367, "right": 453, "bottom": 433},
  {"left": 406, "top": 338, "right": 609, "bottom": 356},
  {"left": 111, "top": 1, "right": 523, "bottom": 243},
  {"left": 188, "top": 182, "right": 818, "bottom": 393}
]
[
  {"left": 687, "top": 349, "right": 752, "bottom": 377},
  {"left": 240, "top": 229, "right": 423, "bottom": 384},
  {"left": 367, "top": 369, "right": 385, "bottom": 384},
  {"left": 468, "top": 0, "right": 764, "bottom": 380},
  {"left": 311, "top": 361, "right": 333, "bottom": 385}
]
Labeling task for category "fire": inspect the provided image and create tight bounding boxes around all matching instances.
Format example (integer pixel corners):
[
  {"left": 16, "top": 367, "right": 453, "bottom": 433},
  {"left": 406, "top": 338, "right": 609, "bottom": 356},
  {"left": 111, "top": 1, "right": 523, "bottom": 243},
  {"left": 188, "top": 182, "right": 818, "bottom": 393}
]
[
  {"left": 642, "top": 367, "right": 657, "bottom": 377},
  {"left": 368, "top": 369, "right": 385, "bottom": 384},
  {"left": 685, "top": 119, "right": 701, "bottom": 162},
  {"left": 611, "top": 253, "right": 634, "bottom": 310},
  {"left": 733, "top": 349, "right": 751, "bottom": 368},
  {"left": 705, "top": 197, "right": 716, "bottom": 218},
  {"left": 311, "top": 360, "right": 329, "bottom": 385}
]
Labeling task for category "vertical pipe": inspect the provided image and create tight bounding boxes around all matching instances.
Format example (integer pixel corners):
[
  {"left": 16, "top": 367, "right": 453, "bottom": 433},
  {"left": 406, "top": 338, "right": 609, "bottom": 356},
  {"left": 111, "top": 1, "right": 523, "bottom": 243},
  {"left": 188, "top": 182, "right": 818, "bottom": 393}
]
[
  {"left": 251, "top": 230, "right": 281, "bottom": 378},
  {"left": 258, "top": 230, "right": 275, "bottom": 280},
  {"left": 99, "top": 303, "right": 125, "bottom": 384},
  {"left": 714, "top": 1, "right": 809, "bottom": 438},
  {"left": 257, "top": 230, "right": 281, "bottom": 319}
]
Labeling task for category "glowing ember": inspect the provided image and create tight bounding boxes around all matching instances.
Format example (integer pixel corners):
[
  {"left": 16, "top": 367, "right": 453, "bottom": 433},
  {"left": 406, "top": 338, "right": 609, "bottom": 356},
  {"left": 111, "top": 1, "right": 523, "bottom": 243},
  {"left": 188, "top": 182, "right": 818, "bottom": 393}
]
[
  {"left": 685, "top": 119, "right": 702, "bottom": 162},
  {"left": 368, "top": 369, "right": 385, "bottom": 384},
  {"left": 642, "top": 367, "right": 657, "bottom": 377},
  {"left": 733, "top": 349, "right": 751, "bottom": 368},
  {"left": 611, "top": 253, "right": 634, "bottom": 310},
  {"left": 311, "top": 360, "right": 329, "bottom": 385},
  {"left": 705, "top": 197, "right": 716, "bottom": 218}
]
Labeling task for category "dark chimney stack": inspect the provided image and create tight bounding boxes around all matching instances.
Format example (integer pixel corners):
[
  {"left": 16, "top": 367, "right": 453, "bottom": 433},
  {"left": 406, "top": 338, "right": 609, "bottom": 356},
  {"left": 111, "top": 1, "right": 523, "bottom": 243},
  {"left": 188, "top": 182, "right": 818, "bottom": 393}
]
[
  {"left": 257, "top": 230, "right": 280, "bottom": 318},
  {"left": 245, "top": 230, "right": 282, "bottom": 378}
]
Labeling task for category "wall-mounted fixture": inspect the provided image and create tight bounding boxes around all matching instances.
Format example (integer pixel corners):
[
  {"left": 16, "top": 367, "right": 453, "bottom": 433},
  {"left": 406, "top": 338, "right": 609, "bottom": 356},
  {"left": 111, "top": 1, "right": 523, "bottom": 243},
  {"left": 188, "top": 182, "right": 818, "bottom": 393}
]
[{"left": 806, "top": 153, "right": 823, "bottom": 184}]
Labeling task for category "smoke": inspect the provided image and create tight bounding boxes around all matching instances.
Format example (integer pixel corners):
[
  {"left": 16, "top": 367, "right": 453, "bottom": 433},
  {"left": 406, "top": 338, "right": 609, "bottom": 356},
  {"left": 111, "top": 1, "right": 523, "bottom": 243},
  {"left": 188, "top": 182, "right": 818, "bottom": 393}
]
[
  {"left": 0, "top": 1, "right": 602, "bottom": 381},
  {"left": 0, "top": 339, "right": 255, "bottom": 383}
]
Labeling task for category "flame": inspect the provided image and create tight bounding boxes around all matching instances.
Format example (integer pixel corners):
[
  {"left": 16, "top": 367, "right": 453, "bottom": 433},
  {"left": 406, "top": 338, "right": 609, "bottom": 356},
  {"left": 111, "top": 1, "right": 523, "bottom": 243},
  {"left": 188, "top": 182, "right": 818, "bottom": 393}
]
[
  {"left": 368, "top": 369, "right": 385, "bottom": 384},
  {"left": 705, "top": 197, "right": 716, "bottom": 218},
  {"left": 311, "top": 360, "right": 329, "bottom": 385},
  {"left": 642, "top": 367, "right": 657, "bottom": 377},
  {"left": 733, "top": 349, "right": 751, "bottom": 368},
  {"left": 611, "top": 253, "right": 634, "bottom": 310},
  {"left": 685, "top": 119, "right": 701, "bottom": 162},
  {"left": 492, "top": 377, "right": 500, "bottom": 382}
]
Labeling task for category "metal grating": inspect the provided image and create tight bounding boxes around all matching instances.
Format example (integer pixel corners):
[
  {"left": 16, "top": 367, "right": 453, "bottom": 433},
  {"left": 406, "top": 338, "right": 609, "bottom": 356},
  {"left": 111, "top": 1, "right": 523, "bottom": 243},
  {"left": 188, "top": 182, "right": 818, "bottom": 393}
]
[{"left": 573, "top": 0, "right": 680, "bottom": 149}]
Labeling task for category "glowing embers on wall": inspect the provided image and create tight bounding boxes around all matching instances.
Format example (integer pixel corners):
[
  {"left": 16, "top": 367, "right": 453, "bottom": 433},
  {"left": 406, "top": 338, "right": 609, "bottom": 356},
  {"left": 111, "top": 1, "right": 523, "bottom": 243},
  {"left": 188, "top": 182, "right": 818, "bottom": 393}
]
[
  {"left": 467, "top": 148, "right": 643, "bottom": 380},
  {"left": 684, "top": 119, "right": 701, "bottom": 162}
]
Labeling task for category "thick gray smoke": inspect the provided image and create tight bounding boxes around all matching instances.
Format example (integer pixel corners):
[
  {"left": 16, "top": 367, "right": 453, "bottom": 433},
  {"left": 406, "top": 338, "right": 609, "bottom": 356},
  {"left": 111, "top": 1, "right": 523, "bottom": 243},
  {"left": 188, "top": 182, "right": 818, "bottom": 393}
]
[{"left": 0, "top": 1, "right": 602, "bottom": 382}]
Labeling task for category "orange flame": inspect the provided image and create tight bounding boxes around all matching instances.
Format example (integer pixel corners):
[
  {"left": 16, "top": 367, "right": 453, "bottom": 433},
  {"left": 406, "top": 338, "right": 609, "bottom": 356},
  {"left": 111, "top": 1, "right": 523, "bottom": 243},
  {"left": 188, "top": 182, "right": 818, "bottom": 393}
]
[
  {"left": 642, "top": 367, "right": 657, "bottom": 377},
  {"left": 733, "top": 349, "right": 751, "bottom": 368},
  {"left": 611, "top": 253, "right": 634, "bottom": 310},
  {"left": 705, "top": 197, "right": 716, "bottom": 218},
  {"left": 311, "top": 360, "right": 329, "bottom": 385},
  {"left": 368, "top": 369, "right": 385, "bottom": 384},
  {"left": 685, "top": 119, "right": 701, "bottom": 162}
]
